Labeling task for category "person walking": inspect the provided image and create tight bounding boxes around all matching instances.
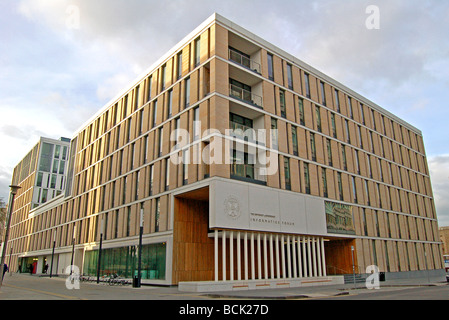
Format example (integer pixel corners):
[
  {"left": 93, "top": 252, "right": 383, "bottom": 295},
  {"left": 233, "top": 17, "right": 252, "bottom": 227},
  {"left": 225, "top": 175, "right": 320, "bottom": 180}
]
[{"left": 2, "top": 264, "right": 8, "bottom": 280}]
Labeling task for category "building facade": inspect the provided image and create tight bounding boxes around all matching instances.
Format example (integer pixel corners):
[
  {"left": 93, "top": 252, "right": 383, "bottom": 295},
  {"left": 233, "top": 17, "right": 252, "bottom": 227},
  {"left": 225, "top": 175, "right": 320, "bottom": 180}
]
[
  {"left": 6, "top": 137, "right": 70, "bottom": 273},
  {"left": 5, "top": 14, "right": 444, "bottom": 287}
]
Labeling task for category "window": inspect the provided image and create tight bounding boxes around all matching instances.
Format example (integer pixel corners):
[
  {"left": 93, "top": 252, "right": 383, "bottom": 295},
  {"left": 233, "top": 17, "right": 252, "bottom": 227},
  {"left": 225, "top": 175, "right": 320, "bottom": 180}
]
[
  {"left": 155, "top": 198, "right": 160, "bottom": 232},
  {"left": 337, "top": 172, "right": 343, "bottom": 200},
  {"left": 360, "top": 103, "right": 365, "bottom": 125},
  {"left": 144, "top": 135, "right": 149, "bottom": 164},
  {"left": 298, "top": 98, "right": 305, "bottom": 125},
  {"left": 348, "top": 97, "right": 353, "bottom": 119},
  {"left": 183, "top": 150, "right": 188, "bottom": 184},
  {"left": 123, "top": 176, "right": 127, "bottom": 204},
  {"left": 135, "top": 85, "right": 140, "bottom": 111},
  {"left": 280, "top": 89, "right": 286, "bottom": 118},
  {"left": 352, "top": 176, "right": 357, "bottom": 203},
  {"left": 194, "top": 37, "right": 201, "bottom": 67},
  {"left": 292, "top": 126, "right": 298, "bottom": 156},
  {"left": 315, "top": 106, "right": 321, "bottom": 132},
  {"left": 161, "top": 64, "right": 166, "bottom": 90},
  {"left": 310, "top": 133, "right": 316, "bottom": 161},
  {"left": 152, "top": 101, "right": 158, "bottom": 128},
  {"left": 54, "top": 145, "right": 60, "bottom": 158},
  {"left": 165, "top": 158, "right": 170, "bottom": 191},
  {"left": 345, "top": 119, "right": 351, "bottom": 143},
  {"left": 149, "top": 165, "right": 154, "bottom": 196},
  {"left": 287, "top": 63, "right": 293, "bottom": 89},
  {"left": 304, "top": 73, "right": 311, "bottom": 98},
  {"left": 139, "top": 109, "right": 144, "bottom": 136},
  {"left": 358, "top": 125, "right": 363, "bottom": 148},
  {"left": 320, "top": 81, "right": 326, "bottom": 106},
  {"left": 284, "top": 157, "right": 291, "bottom": 190},
  {"left": 334, "top": 89, "right": 340, "bottom": 113},
  {"left": 326, "top": 139, "right": 332, "bottom": 166},
  {"left": 185, "top": 77, "right": 190, "bottom": 108},
  {"left": 135, "top": 170, "right": 140, "bottom": 201},
  {"left": 355, "top": 150, "right": 360, "bottom": 174},
  {"left": 147, "top": 76, "right": 153, "bottom": 102},
  {"left": 158, "top": 128, "right": 163, "bottom": 156},
  {"left": 36, "top": 172, "right": 43, "bottom": 187},
  {"left": 167, "top": 90, "right": 173, "bottom": 118},
  {"left": 322, "top": 168, "right": 328, "bottom": 197},
  {"left": 330, "top": 113, "right": 337, "bottom": 138},
  {"left": 304, "top": 163, "right": 310, "bottom": 194},
  {"left": 365, "top": 180, "right": 370, "bottom": 206},
  {"left": 341, "top": 145, "right": 347, "bottom": 170},
  {"left": 177, "top": 52, "right": 182, "bottom": 80},
  {"left": 193, "top": 107, "right": 200, "bottom": 141},
  {"left": 126, "top": 206, "right": 131, "bottom": 237},
  {"left": 271, "top": 118, "right": 278, "bottom": 150},
  {"left": 267, "top": 53, "right": 274, "bottom": 80},
  {"left": 231, "top": 150, "right": 254, "bottom": 179}
]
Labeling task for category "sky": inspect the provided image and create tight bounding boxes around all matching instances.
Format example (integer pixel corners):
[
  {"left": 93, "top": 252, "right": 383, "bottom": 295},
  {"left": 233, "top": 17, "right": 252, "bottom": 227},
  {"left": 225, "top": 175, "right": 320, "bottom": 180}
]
[{"left": 0, "top": 0, "right": 448, "bottom": 226}]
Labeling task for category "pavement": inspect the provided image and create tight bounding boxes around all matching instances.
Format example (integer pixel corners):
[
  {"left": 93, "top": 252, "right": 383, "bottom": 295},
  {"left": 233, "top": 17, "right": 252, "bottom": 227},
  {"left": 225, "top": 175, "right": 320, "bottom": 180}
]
[{"left": 0, "top": 272, "right": 447, "bottom": 301}]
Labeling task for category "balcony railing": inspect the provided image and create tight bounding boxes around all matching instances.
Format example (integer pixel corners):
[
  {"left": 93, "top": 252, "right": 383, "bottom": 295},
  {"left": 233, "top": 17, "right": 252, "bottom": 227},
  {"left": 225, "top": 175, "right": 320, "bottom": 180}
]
[
  {"left": 229, "top": 84, "right": 262, "bottom": 108},
  {"left": 229, "top": 49, "right": 261, "bottom": 74}
]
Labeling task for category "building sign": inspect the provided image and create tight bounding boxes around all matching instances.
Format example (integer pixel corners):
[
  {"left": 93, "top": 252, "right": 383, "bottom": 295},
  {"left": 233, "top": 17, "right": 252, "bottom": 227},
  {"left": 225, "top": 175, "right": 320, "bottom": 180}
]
[
  {"left": 325, "top": 201, "right": 355, "bottom": 235},
  {"left": 210, "top": 179, "right": 327, "bottom": 236}
]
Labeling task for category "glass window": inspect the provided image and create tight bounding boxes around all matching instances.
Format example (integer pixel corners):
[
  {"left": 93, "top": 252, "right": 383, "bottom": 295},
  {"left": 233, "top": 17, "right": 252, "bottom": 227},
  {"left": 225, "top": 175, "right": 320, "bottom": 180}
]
[
  {"left": 194, "top": 37, "right": 201, "bottom": 66},
  {"left": 315, "top": 106, "right": 321, "bottom": 132},
  {"left": 267, "top": 53, "right": 274, "bottom": 80},
  {"left": 54, "top": 145, "right": 61, "bottom": 159},
  {"left": 298, "top": 98, "right": 305, "bottom": 125},
  {"left": 292, "top": 126, "right": 298, "bottom": 156},
  {"left": 304, "top": 73, "right": 310, "bottom": 98},
  {"left": 310, "top": 133, "right": 316, "bottom": 161},
  {"left": 320, "top": 81, "right": 326, "bottom": 105},
  {"left": 39, "top": 143, "right": 54, "bottom": 172},
  {"left": 284, "top": 157, "right": 291, "bottom": 190},
  {"left": 280, "top": 89, "right": 286, "bottom": 118},
  {"left": 161, "top": 64, "right": 166, "bottom": 90},
  {"left": 155, "top": 198, "right": 160, "bottom": 232},
  {"left": 304, "top": 163, "right": 310, "bottom": 194},
  {"left": 36, "top": 172, "right": 43, "bottom": 187},
  {"left": 82, "top": 243, "right": 166, "bottom": 280},
  {"left": 167, "top": 90, "right": 173, "bottom": 118},
  {"left": 334, "top": 89, "right": 340, "bottom": 113},
  {"left": 177, "top": 52, "right": 182, "bottom": 80},
  {"left": 185, "top": 77, "right": 190, "bottom": 108},
  {"left": 287, "top": 63, "right": 293, "bottom": 89}
]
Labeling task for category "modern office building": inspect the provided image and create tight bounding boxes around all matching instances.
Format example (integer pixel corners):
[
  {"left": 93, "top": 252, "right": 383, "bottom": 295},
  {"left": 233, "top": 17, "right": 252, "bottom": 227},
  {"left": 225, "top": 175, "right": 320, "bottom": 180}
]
[
  {"left": 5, "top": 13, "right": 444, "bottom": 289},
  {"left": 5, "top": 136, "right": 70, "bottom": 272}
]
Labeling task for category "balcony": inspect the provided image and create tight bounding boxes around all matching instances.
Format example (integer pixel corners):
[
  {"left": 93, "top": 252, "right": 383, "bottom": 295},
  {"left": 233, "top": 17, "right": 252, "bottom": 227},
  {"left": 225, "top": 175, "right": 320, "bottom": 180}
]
[
  {"left": 229, "top": 48, "right": 261, "bottom": 74},
  {"left": 229, "top": 83, "right": 262, "bottom": 109}
]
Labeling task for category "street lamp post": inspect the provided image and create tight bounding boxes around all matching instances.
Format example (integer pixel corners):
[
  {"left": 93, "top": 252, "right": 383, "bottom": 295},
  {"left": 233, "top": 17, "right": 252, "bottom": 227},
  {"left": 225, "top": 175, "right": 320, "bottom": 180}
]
[
  {"left": 70, "top": 225, "right": 76, "bottom": 275},
  {"left": 50, "top": 230, "right": 56, "bottom": 278},
  {"left": 0, "top": 185, "right": 21, "bottom": 289},
  {"left": 135, "top": 206, "right": 144, "bottom": 288},
  {"left": 96, "top": 217, "right": 104, "bottom": 284}
]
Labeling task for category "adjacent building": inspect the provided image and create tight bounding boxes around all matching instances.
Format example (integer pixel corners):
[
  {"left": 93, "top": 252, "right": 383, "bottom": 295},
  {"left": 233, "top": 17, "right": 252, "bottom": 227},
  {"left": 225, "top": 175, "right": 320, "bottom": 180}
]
[{"left": 4, "top": 14, "right": 444, "bottom": 288}]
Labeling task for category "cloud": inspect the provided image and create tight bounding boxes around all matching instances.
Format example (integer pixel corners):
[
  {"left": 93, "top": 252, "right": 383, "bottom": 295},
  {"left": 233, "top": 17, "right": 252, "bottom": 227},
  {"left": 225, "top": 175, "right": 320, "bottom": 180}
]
[{"left": 428, "top": 155, "right": 449, "bottom": 227}]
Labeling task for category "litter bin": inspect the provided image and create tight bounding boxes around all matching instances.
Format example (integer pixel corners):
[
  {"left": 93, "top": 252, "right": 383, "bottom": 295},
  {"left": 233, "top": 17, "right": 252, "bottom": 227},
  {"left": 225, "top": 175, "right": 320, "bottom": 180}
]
[
  {"left": 132, "top": 276, "right": 140, "bottom": 288},
  {"left": 379, "top": 272, "right": 385, "bottom": 282}
]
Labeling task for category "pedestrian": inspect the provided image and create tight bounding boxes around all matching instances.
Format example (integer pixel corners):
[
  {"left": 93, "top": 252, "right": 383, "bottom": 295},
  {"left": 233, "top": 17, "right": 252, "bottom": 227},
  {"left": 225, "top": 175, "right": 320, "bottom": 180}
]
[
  {"left": 44, "top": 264, "right": 48, "bottom": 274},
  {"left": 2, "top": 264, "right": 8, "bottom": 280}
]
